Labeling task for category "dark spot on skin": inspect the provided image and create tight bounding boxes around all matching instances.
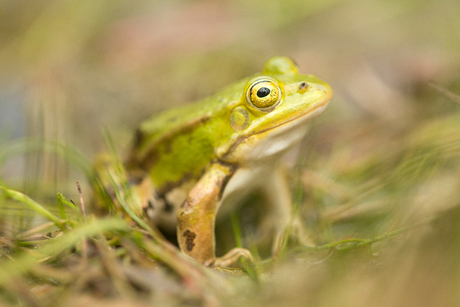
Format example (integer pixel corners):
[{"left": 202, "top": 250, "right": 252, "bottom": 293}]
[
  {"left": 163, "top": 199, "right": 174, "bottom": 213},
  {"left": 183, "top": 230, "right": 196, "bottom": 251},
  {"left": 142, "top": 206, "right": 150, "bottom": 216},
  {"left": 216, "top": 161, "right": 237, "bottom": 200},
  {"left": 133, "top": 128, "right": 144, "bottom": 147},
  {"left": 147, "top": 200, "right": 155, "bottom": 210},
  {"left": 127, "top": 173, "right": 145, "bottom": 185}
]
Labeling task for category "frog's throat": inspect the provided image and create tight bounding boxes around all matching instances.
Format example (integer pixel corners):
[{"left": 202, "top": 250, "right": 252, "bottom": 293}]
[{"left": 218, "top": 96, "right": 331, "bottom": 164}]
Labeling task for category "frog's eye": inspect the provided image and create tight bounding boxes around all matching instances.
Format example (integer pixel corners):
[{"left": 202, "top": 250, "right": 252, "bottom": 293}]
[{"left": 246, "top": 78, "right": 282, "bottom": 111}]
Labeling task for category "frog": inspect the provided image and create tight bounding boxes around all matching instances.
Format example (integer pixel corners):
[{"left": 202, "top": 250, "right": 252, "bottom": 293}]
[{"left": 116, "top": 56, "right": 332, "bottom": 267}]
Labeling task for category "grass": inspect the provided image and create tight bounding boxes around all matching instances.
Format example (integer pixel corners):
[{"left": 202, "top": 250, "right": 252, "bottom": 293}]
[
  {"left": 0, "top": 181, "right": 233, "bottom": 306},
  {"left": 1, "top": 0, "right": 460, "bottom": 306},
  {"left": 1, "top": 94, "right": 459, "bottom": 305}
]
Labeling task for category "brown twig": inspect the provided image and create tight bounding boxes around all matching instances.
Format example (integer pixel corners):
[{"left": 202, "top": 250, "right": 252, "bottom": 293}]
[
  {"left": 76, "top": 181, "right": 86, "bottom": 217},
  {"left": 76, "top": 182, "right": 88, "bottom": 262}
]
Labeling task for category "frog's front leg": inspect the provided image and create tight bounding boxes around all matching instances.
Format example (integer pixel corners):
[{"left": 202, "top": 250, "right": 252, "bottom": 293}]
[{"left": 176, "top": 162, "right": 252, "bottom": 267}]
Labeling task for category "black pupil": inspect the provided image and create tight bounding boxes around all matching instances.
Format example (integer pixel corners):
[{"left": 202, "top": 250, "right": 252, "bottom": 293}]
[{"left": 256, "top": 87, "right": 271, "bottom": 98}]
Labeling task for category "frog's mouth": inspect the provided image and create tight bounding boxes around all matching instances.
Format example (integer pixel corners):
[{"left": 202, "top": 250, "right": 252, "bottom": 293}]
[
  {"left": 219, "top": 90, "right": 332, "bottom": 164},
  {"left": 254, "top": 94, "right": 330, "bottom": 136}
]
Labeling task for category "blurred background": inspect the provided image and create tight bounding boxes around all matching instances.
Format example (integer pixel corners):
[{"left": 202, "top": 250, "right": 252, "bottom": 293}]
[
  {"left": 1, "top": 0, "right": 460, "bottom": 306},
  {"left": 0, "top": 0, "right": 458, "bottom": 186}
]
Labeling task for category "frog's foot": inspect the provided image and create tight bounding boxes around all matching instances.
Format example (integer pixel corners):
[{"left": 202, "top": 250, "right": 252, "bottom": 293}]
[
  {"left": 205, "top": 248, "right": 254, "bottom": 268},
  {"left": 273, "top": 217, "right": 315, "bottom": 258}
]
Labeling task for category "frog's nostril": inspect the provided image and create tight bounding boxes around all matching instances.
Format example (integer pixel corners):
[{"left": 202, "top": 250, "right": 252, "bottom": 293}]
[{"left": 299, "top": 82, "right": 308, "bottom": 90}]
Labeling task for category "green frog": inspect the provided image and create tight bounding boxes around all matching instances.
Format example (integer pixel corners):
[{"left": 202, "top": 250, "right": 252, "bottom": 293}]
[{"left": 111, "top": 56, "right": 332, "bottom": 267}]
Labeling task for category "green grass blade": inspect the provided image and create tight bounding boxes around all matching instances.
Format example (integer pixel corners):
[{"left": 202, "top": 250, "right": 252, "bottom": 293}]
[
  {"left": 56, "top": 193, "right": 67, "bottom": 219},
  {"left": 0, "top": 217, "right": 130, "bottom": 286},
  {"left": 0, "top": 185, "right": 65, "bottom": 229},
  {"left": 56, "top": 193, "right": 77, "bottom": 211}
]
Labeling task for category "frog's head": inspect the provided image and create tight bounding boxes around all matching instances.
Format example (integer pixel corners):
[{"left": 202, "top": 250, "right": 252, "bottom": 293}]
[{"left": 217, "top": 56, "right": 332, "bottom": 165}]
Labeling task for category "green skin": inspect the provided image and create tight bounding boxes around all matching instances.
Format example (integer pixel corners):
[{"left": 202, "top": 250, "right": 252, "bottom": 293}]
[{"left": 125, "top": 56, "right": 333, "bottom": 266}]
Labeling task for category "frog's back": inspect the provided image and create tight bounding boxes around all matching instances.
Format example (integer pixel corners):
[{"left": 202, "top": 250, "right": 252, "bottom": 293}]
[
  {"left": 126, "top": 80, "right": 245, "bottom": 194},
  {"left": 135, "top": 80, "right": 246, "bottom": 147}
]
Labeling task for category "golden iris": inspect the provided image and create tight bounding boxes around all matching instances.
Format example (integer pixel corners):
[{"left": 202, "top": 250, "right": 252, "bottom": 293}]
[{"left": 246, "top": 78, "right": 281, "bottom": 110}]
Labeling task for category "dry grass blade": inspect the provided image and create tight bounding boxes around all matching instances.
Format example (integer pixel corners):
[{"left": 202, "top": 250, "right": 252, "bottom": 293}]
[
  {"left": 15, "top": 222, "right": 58, "bottom": 241},
  {"left": 0, "top": 217, "right": 130, "bottom": 286},
  {"left": 429, "top": 82, "right": 460, "bottom": 105}
]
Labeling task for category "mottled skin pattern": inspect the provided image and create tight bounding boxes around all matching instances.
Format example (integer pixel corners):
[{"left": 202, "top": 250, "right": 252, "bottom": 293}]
[
  {"left": 124, "top": 57, "right": 333, "bottom": 267},
  {"left": 176, "top": 162, "right": 236, "bottom": 264}
]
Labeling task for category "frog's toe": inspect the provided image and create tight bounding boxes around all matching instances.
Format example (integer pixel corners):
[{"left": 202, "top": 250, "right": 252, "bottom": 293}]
[{"left": 206, "top": 248, "right": 254, "bottom": 268}]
